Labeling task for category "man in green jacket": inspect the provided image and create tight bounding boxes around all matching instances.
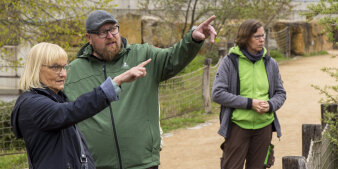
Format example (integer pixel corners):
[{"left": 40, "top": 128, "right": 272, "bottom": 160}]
[{"left": 64, "top": 10, "right": 216, "bottom": 169}]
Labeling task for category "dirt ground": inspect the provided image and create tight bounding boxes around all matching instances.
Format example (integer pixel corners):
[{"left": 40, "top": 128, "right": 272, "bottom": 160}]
[{"left": 159, "top": 50, "right": 338, "bottom": 169}]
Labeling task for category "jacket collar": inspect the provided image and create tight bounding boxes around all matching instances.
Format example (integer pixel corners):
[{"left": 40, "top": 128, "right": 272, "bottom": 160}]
[
  {"left": 31, "top": 87, "right": 68, "bottom": 102},
  {"left": 11, "top": 87, "right": 67, "bottom": 138},
  {"left": 229, "top": 46, "right": 267, "bottom": 59},
  {"left": 228, "top": 46, "right": 271, "bottom": 62}
]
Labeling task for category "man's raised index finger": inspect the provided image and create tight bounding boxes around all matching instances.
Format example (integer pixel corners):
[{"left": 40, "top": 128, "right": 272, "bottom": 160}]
[
  {"left": 138, "top": 58, "right": 152, "bottom": 67},
  {"left": 202, "top": 15, "right": 216, "bottom": 26}
]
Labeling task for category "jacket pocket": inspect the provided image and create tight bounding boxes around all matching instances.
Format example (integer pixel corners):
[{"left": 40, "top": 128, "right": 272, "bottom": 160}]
[
  {"left": 66, "top": 162, "right": 73, "bottom": 169},
  {"left": 146, "top": 120, "right": 155, "bottom": 151},
  {"left": 264, "top": 144, "right": 275, "bottom": 168}
]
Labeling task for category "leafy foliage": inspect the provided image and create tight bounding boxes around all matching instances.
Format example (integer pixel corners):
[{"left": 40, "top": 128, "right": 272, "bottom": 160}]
[
  {"left": 302, "top": 0, "right": 338, "bottom": 44},
  {"left": 270, "top": 49, "right": 285, "bottom": 59},
  {"left": 178, "top": 54, "right": 205, "bottom": 75},
  {"left": 0, "top": 0, "right": 117, "bottom": 70},
  {"left": 209, "top": 0, "right": 293, "bottom": 39},
  {"left": 140, "top": 0, "right": 292, "bottom": 40},
  {"left": 139, "top": 0, "right": 293, "bottom": 61},
  {"left": 160, "top": 110, "right": 217, "bottom": 133},
  {"left": 312, "top": 67, "right": 338, "bottom": 104},
  {"left": 312, "top": 67, "right": 338, "bottom": 152},
  {"left": 0, "top": 153, "right": 28, "bottom": 169},
  {"left": 244, "top": 0, "right": 293, "bottom": 28},
  {"left": 305, "top": 50, "right": 329, "bottom": 57},
  {"left": 322, "top": 105, "right": 337, "bottom": 153},
  {"left": 139, "top": 0, "right": 211, "bottom": 38},
  {"left": 0, "top": 100, "right": 25, "bottom": 153}
]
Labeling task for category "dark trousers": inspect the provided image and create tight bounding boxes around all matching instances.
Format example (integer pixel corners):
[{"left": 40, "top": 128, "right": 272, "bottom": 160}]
[
  {"left": 147, "top": 166, "right": 158, "bottom": 169},
  {"left": 220, "top": 123, "right": 272, "bottom": 169}
]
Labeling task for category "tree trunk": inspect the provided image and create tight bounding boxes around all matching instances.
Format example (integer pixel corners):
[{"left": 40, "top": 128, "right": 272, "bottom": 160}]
[{"left": 182, "top": 0, "right": 192, "bottom": 38}]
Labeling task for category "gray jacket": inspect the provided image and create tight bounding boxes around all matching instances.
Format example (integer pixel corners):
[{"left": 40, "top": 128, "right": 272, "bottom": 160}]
[{"left": 212, "top": 53, "right": 286, "bottom": 139}]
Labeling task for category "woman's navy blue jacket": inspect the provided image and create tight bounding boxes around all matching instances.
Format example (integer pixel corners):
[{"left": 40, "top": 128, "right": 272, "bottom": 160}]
[{"left": 11, "top": 78, "right": 118, "bottom": 169}]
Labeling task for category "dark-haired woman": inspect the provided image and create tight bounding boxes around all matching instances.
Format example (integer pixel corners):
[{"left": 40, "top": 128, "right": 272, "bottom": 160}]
[{"left": 212, "top": 20, "right": 286, "bottom": 169}]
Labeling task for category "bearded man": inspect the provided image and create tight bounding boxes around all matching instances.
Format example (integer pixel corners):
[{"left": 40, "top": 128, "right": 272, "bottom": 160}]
[{"left": 64, "top": 10, "right": 216, "bottom": 169}]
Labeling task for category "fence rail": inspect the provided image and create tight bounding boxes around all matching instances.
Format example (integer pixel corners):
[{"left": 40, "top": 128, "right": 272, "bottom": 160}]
[
  {"left": 159, "top": 58, "right": 219, "bottom": 119},
  {"left": 270, "top": 26, "right": 291, "bottom": 57},
  {"left": 282, "top": 104, "right": 337, "bottom": 169},
  {"left": 283, "top": 125, "right": 337, "bottom": 169}
]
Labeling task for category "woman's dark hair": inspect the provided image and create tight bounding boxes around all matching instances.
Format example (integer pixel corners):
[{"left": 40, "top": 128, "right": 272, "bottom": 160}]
[{"left": 235, "top": 19, "right": 264, "bottom": 49}]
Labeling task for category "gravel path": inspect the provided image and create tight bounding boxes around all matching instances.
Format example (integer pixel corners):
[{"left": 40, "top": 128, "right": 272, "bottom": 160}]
[{"left": 159, "top": 50, "right": 338, "bottom": 169}]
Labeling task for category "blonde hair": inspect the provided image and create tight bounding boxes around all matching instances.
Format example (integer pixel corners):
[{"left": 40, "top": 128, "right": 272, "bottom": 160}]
[{"left": 19, "top": 42, "right": 68, "bottom": 91}]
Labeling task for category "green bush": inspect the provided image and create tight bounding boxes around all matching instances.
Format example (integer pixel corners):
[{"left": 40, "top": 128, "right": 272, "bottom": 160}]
[
  {"left": 205, "top": 49, "right": 220, "bottom": 65},
  {"left": 160, "top": 110, "right": 217, "bottom": 133},
  {"left": 269, "top": 50, "right": 285, "bottom": 59},
  {"left": 312, "top": 67, "right": 338, "bottom": 153},
  {"left": 0, "top": 100, "right": 25, "bottom": 152},
  {"left": 0, "top": 153, "right": 28, "bottom": 169},
  {"left": 178, "top": 55, "right": 205, "bottom": 75},
  {"left": 305, "top": 50, "right": 329, "bottom": 57},
  {"left": 0, "top": 100, "right": 27, "bottom": 169}
]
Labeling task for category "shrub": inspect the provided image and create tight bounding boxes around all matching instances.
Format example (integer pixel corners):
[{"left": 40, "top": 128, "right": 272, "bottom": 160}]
[
  {"left": 0, "top": 100, "right": 25, "bottom": 152},
  {"left": 178, "top": 55, "right": 205, "bottom": 75},
  {"left": 312, "top": 67, "right": 338, "bottom": 153},
  {"left": 269, "top": 49, "right": 284, "bottom": 59},
  {"left": 0, "top": 153, "right": 28, "bottom": 169},
  {"left": 305, "top": 51, "right": 329, "bottom": 57}
]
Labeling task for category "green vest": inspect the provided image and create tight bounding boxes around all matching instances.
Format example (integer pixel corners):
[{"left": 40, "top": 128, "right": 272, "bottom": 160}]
[{"left": 231, "top": 47, "right": 274, "bottom": 129}]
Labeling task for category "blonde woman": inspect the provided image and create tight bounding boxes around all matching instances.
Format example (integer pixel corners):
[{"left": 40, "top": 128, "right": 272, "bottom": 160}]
[{"left": 11, "top": 42, "right": 150, "bottom": 169}]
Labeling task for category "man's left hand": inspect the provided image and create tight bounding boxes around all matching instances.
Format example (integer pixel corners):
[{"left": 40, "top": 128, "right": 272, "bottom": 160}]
[{"left": 192, "top": 15, "right": 217, "bottom": 43}]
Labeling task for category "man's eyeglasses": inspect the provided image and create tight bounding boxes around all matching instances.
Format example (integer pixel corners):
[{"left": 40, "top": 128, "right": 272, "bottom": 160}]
[
  {"left": 43, "top": 64, "right": 71, "bottom": 74},
  {"left": 252, "top": 34, "right": 266, "bottom": 40},
  {"left": 88, "top": 25, "right": 120, "bottom": 38}
]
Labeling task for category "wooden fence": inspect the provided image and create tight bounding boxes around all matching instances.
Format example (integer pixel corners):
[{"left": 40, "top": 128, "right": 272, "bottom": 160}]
[{"left": 282, "top": 104, "right": 337, "bottom": 169}]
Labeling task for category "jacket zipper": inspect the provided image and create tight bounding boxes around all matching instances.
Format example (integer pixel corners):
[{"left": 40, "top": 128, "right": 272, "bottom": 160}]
[
  {"left": 252, "top": 63, "right": 256, "bottom": 129},
  {"left": 103, "top": 62, "right": 123, "bottom": 169}
]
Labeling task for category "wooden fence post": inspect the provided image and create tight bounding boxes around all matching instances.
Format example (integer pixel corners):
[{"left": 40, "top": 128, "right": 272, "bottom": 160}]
[
  {"left": 202, "top": 58, "right": 212, "bottom": 114},
  {"left": 265, "top": 28, "right": 270, "bottom": 54},
  {"left": 227, "top": 42, "right": 234, "bottom": 53},
  {"left": 302, "top": 124, "right": 321, "bottom": 158},
  {"left": 218, "top": 47, "right": 226, "bottom": 58},
  {"left": 282, "top": 156, "right": 307, "bottom": 169},
  {"left": 320, "top": 103, "right": 338, "bottom": 129},
  {"left": 284, "top": 26, "right": 291, "bottom": 58}
]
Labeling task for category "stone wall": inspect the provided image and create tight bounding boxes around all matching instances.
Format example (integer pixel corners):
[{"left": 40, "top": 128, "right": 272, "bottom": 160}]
[
  {"left": 115, "top": 13, "right": 333, "bottom": 56},
  {"left": 141, "top": 16, "right": 184, "bottom": 48},
  {"left": 115, "top": 14, "right": 184, "bottom": 47},
  {"left": 272, "top": 21, "right": 332, "bottom": 55},
  {"left": 117, "top": 13, "right": 142, "bottom": 44}
]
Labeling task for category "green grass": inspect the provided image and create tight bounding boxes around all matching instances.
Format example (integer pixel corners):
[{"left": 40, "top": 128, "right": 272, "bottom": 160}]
[
  {"left": 304, "top": 50, "right": 329, "bottom": 57},
  {"left": 160, "top": 110, "right": 218, "bottom": 133},
  {"left": 0, "top": 153, "right": 28, "bottom": 169},
  {"left": 178, "top": 54, "right": 206, "bottom": 75},
  {"left": 160, "top": 102, "right": 220, "bottom": 133},
  {"left": 269, "top": 50, "right": 290, "bottom": 62}
]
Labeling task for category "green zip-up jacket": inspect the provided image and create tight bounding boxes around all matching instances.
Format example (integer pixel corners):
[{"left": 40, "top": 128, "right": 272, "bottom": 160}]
[
  {"left": 212, "top": 46, "right": 286, "bottom": 139},
  {"left": 231, "top": 46, "right": 273, "bottom": 129},
  {"left": 64, "top": 30, "right": 203, "bottom": 169}
]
